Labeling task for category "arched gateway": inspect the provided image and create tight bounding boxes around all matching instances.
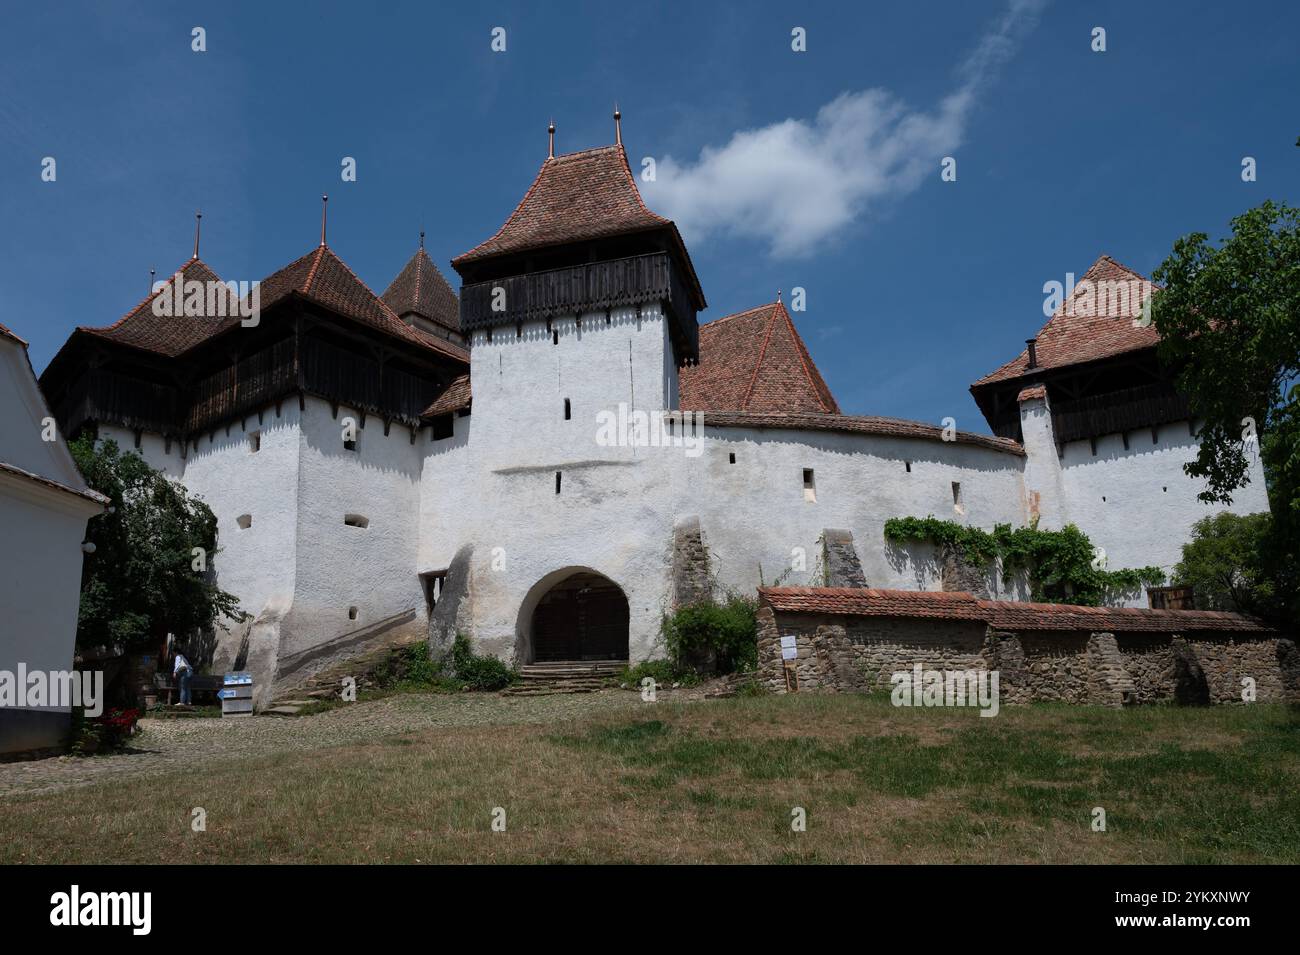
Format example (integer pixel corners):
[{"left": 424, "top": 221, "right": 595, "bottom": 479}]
[{"left": 529, "top": 571, "right": 630, "bottom": 663}]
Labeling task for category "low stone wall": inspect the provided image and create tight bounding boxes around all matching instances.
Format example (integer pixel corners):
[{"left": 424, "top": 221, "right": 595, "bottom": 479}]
[{"left": 756, "top": 605, "right": 1300, "bottom": 705}]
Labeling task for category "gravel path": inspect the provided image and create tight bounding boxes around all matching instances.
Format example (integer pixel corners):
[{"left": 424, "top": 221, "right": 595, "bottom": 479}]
[{"left": 0, "top": 690, "right": 649, "bottom": 800}]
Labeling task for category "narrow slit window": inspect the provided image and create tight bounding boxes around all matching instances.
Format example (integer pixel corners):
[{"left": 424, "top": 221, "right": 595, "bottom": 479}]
[
  {"left": 951, "top": 481, "right": 962, "bottom": 505},
  {"left": 552, "top": 330, "right": 559, "bottom": 345},
  {"left": 802, "top": 468, "right": 816, "bottom": 503},
  {"left": 728, "top": 452, "right": 736, "bottom": 464},
  {"left": 555, "top": 471, "right": 562, "bottom": 494},
  {"left": 348, "top": 606, "right": 358, "bottom": 621},
  {"left": 905, "top": 461, "right": 911, "bottom": 473},
  {"left": 564, "top": 398, "right": 571, "bottom": 420}
]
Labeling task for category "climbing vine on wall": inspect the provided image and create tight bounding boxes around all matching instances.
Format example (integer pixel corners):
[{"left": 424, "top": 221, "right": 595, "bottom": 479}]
[{"left": 882, "top": 516, "right": 1165, "bottom": 606}]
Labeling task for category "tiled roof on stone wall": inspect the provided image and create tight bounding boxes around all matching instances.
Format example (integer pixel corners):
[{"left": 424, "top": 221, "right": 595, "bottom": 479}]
[
  {"left": 759, "top": 587, "right": 1275, "bottom": 633},
  {"left": 680, "top": 300, "right": 839, "bottom": 414},
  {"left": 760, "top": 587, "right": 988, "bottom": 620}
]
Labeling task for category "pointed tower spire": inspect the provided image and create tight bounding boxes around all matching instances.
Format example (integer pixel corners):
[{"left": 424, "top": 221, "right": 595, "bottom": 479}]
[
  {"left": 192, "top": 211, "right": 202, "bottom": 259},
  {"left": 613, "top": 104, "right": 622, "bottom": 145},
  {"left": 548, "top": 119, "right": 555, "bottom": 159},
  {"left": 320, "top": 195, "right": 329, "bottom": 247}
]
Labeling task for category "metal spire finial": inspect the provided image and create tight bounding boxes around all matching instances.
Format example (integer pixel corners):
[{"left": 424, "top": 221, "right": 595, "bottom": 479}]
[
  {"left": 192, "top": 211, "right": 202, "bottom": 259},
  {"left": 548, "top": 119, "right": 555, "bottom": 159},
  {"left": 320, "top": 195, "right": 328, "bottom": 247}
]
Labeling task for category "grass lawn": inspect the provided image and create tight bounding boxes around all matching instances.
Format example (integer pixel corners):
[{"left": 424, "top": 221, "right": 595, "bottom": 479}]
[{"left": 2, "top": 694, "right": 1298, "bottom": 864}]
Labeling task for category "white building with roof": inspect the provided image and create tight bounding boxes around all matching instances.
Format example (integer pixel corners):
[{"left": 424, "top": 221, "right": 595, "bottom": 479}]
[
  {"left": 0, "top": 322, "right": 107, "bottom": 752},
  {"left": 28, "top": 128, "right": 1270, "bottom": 706}
]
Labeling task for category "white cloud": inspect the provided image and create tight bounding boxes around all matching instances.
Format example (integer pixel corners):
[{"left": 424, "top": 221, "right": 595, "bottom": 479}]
[{"left": 642, "top": 0, "right": 1044, "bottom": 258}]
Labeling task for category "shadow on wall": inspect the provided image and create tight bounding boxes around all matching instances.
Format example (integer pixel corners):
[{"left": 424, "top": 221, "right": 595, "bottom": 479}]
[{"left": 885, "top": 539, "right": 939, "bottom": 591}]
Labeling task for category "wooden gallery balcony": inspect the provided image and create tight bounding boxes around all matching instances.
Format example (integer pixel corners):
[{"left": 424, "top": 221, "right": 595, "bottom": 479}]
[{"left": 458, "top": 252, "right": 699, "bottom": 361}]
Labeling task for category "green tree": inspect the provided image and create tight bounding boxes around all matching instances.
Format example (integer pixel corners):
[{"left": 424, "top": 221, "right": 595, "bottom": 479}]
[
  {"left": 70, "top": 436, "right": 246, "bottom": 652},
  {"left": 1173, "top": 512, "right": 1297, "bottom": 625},
  {"left": 1149, "top": 201, "right": 1300, "bottom": 531}
]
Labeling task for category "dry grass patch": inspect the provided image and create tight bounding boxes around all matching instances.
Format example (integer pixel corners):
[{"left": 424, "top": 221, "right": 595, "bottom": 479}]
[{"left": 1, "top": 694, "right": 1296, "bottom": 864}]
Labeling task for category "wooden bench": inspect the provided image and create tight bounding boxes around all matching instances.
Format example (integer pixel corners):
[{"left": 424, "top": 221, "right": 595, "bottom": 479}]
[{"left": 153, "top": 673, "right": 225, "bottom": 705}]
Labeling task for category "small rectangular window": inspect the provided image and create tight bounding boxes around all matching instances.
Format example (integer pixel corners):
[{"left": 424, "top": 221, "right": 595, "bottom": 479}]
[
  {"left": 344, "top": 514, "right": 369, "bottom": 528},
  {"left": 904, "top": 461, "right": 911, "bottom": 473},
  {"left": 555, "top": 471, "right": 562, "bottom": 494},
  {"left": 249, "top": 431, "right": 261, "bottom": 453},
  {"left": 728, "top": 452, "right": 736, "bottom": 464},
  {"left": 563, "top": 398, "right": 571, "bottom": 421},
  {"left": 802, "top": 468, "right": 816, "bottom": 503},
  {"left": 432, "top": 414, "right": 453, "bottom": 441},
  {"left": 344, "top": 438, "right": 357, "bottom": 452},
  {"left": 951, "top": 481, "right": 961, "bottom": 504},
  {"left": 236, "top": 513, "right": 252, "bottom": 530}
]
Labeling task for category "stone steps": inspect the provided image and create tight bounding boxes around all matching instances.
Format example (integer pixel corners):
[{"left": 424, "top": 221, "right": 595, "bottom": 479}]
[{"left": 505, "top": 660, "right": 626, "bottom": 696}]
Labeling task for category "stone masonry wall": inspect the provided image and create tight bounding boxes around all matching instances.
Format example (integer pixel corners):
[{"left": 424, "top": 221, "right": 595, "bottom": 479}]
[{"left": 757, "top": 606, "right": 1300, "bottom": 706}]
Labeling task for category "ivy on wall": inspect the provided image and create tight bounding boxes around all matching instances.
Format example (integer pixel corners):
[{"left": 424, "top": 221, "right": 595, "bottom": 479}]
[{"left": 883, "top": 516, "right": 1165, "bottom": 607}]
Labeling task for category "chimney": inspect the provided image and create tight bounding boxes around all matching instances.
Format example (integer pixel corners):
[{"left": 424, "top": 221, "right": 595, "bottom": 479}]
[{"left": 1026, "top": 338, "right": 1038, "bottom": 369}]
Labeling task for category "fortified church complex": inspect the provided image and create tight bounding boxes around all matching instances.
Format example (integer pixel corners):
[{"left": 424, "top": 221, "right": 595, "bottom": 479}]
[{"left": 37, "top": 122, "right": 1275, "bottom": 707}]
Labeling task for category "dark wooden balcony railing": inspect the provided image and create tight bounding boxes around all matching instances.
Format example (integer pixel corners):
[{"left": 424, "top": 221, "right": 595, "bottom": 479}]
[
  {"left": 301, "top": 336, "right": 439, "bottom": 425},
  {"left": 459, "top": 251, "right": 699, "bottom": 360},
  {"left": 1051, "top": 382, "right": 1192, "bottom": 444},
  {"left": 188, "top": 339, "right": 296, "bottom": 433},
  {"left": 56, "top": 369, "right": 180, "bottom": 438}
]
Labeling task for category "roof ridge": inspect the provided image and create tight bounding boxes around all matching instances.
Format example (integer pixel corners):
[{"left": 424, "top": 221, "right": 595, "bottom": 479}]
[
  {"left": 699, "top": 303, "right": 773, "bottom": 328},
  {"left": 614, "top": 143, "right": 670, "bottom": 226},
  {"left": 302, "top": 245, "right": 327, "bottom": 294},
  {"left": 319, "top": 244, "right": 407, "bottom": 324},
  {"left": 772, "top": 300, "right": 836, "bottom": 414},
  {"left": 452, "top": 153, "right": 552, "bottom": 265},
  {"left": 412, "top": 248, "right": 425, "bottom": 306},
  {"left": 95, "top": 257, "right": 214, "bottom": 333},
  {"left": 740, "top": 303, "right": 781, "bottom": 408}
]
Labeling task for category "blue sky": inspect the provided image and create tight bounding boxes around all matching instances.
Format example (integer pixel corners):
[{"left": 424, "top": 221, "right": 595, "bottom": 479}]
[{"left": 2, "top": 0, "right": 1296, "bottom": 432}]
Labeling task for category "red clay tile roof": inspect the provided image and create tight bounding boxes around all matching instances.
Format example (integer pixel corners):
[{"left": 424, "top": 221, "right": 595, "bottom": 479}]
[
  {"left": 0, "top": 321, "right": 27, "bottom": 345},
  {"left": 382, "top": 247, "right": 460, "bottom": 333},
  {"left": 760, "top": 587, "right": 988, "bottom": 621},
  {"left": 1016, "top": 384, "right": 1046, "bottom": 402},
  {"left": 701, "top": 411, "right": 1025, "bottom": 456},
  {"left": 422, "top": 374, "right": 471, "bottom": 417},
  {"left": 974, "top": 255, "right": 1158, "bottom": 387},
  {"left": 78, "top": 258, "right": 233, "bottom": 357},
  {"left": 975, "top": 599, "right": 1272, "bottom": 633},
  {"left": 452, "top": 143, "right": 705, "bottom": 309},
  {"left": 454, "top": 145, "right": 671, "bottom": 264},
  {"left": 680, "top": 300, "right": 839, "bottom": 414},
  {"left": 759, "top": 587, "right": 1274, "bottom": 634},
  {"left": 255, "top": 245, "right": 468, "bottom": 363}
]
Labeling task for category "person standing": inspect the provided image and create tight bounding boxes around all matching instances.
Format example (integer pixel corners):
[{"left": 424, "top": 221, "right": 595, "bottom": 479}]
[{"left": 173, "top": 651, "right": 194, "bottom": 706}]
